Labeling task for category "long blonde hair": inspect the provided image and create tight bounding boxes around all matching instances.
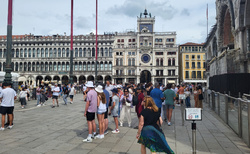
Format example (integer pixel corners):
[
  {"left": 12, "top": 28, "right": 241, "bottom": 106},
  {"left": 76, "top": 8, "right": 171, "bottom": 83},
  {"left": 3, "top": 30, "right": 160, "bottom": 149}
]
[
  {"left": 97, "top": 92, "right": 106, "bottom": 104},
  {"left": 144, "top": 96, "right": 158, "bottom": 112}
]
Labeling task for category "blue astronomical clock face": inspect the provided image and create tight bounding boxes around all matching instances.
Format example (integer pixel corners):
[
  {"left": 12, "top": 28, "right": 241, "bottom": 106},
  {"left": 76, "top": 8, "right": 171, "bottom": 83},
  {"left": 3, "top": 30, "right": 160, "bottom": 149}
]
[{"left": 141, "top": 54, "right": 151, "bottom": 63}]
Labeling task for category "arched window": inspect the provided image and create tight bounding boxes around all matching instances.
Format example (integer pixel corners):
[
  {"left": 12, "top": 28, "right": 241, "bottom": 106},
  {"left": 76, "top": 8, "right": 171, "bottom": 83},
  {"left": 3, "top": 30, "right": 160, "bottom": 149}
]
[
  {"left": 132, "top": 58, "right": 135, "bottom": 66},
  {"left": 168, "top": 58, "right": 171, "bottom": 66},
  {"left": 116, "top": 59, "right": 119, "bottom": 66},
  {"left": 105, "top": 62, "right": 108, "bottom": 70},
  {"left": 62, "top": 62, "right": 65, "bottom": 71},
  {"left": 66, "top": 62, "right": 69, "bottom": 71},
  {"left": 156, "top": 59, "right": 159, "bottom": 66},
  {"left": 109, "top": 48, "right": 112, "bottom": 57},
  {"left": 53, "top": 62, "right": 57, "bottom": 71},
  {"left": 79, "top": 48, "right": 82, "bottom": 57},
  {"left": 24, "top": 62, "right": 27, "bottom": 71},
  {"left": 0, "top": 63, "right": 2, "bottom": 71},
  {"left": 83, "top": 62, "right": 86, "bottom": 71},
  {"left": 92, "top": 48, "right": 95, "bottom": 57},
  {"left": 15, "top": 63, "right": 18, "bottom": 71},
  {"left": 75, "top": 48, "right": 78, "bottom": 57},
  {"left": 120, "top": 58, "right": 123, "bottom": 66},
  {"left": 37, "top": 48, "right": 40, "bottom": 57},
  {"left": 54, "top": 48, "right": 57, "bottom": 57},
  {"left": 105, "top": 48, "right": 108, "bottom": 57},
  {"left": 109, "top": 62, "right": 112, "bottom": 70},
  {"left": 172, "top": 58, "right": 175, "bottom": 66},
  {"left": 24, "top": 48, "right": 27, "bottom": 57},
  {"left": 88, "top": 48, "right": 91, "bottom": 57},
  {"left": 45, "top": 63, "right": 48, "bottom": 71},
  {"left": 0, "top": 49, "right": 2, "bottom": 58},
  {"left": 92, "top": 62, "right": 95, "bottom": 71},
  {"left": 28, "top": 48, "right": 31, "bottom": 57},
  {"left": 32, "top": 62, "right": 35, "bottom": 71},
  {"left": 16, "top": 49, "right": 19, "bottom": 58},
  {"left": 83, "top": 48, "right": 86, "bottom": 57},
  {"left": 58, "top": 62, "right": 61, "bottom": 71},
  {"left": 62, "top": 48, "right": 65, "bottom": 57},
  {"left": 58, "top": 48, "right": 61, "bottom": 57},
  {"left": 101, "top": 48, "right": 104, "bottom": 57},
  {"left": 87, "top": 63, "right": 91, "bottom": 71},
  {"left": 20, "top": 49, "right": 23, "bottom": 57},
  {"left": 74, "top": 62, "right": 78, "bottom": 71},
  {"left": 49, "top": 62, "right": 52, "bottom": 71},
  {"left": 45, "top": 48, "right": 48, "bottom": 57},
  {"left": 128, "top": 58, "right": 131, "bottom": 66},
  {"left": 32, "top": 48, "right": 36, "bottom": 57},
  {"left": 100, "top": 62, "right": 104, "bottom": 70},
  {"left": 160, "top": 58, "right": 163, "bottom": 66},
  {"left": 41, "top": 62, "right": 44, "bottom": 71},
  {"left": 66, "top": 48, "right": 69, "bottom": 57},
  {"left": 36, "top": 62, "right": 39, "bottom": 71},
  {"left": 41, "top": 48, "right": 44, "bottom": 57},
  {"left": 20, "top": 62, "right": 23, "bottom": 71},
  {"left": 49, "top": 48, "right": 53, "bottom": 57},
  {"left": 79, "top": 62, "right": 82, "bottom": 70},
  {"left": 28, "top": 63, "right": 31, "bottom": 71}
]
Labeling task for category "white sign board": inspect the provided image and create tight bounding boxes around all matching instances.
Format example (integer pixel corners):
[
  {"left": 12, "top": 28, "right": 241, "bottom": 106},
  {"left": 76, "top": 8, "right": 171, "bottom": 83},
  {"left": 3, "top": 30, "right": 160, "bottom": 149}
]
[{"left": 185, "top": 108, "right": 202, "bottom": 121}]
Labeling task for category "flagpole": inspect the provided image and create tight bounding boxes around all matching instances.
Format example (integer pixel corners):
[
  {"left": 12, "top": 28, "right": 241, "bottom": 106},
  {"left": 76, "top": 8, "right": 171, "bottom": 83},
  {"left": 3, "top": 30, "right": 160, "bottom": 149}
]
[
  {"left": 95, "top": 0, "right": 98, "bottom": 84},
  {"left": 69, "top": 0, "right": 74, "bottom": 84}
]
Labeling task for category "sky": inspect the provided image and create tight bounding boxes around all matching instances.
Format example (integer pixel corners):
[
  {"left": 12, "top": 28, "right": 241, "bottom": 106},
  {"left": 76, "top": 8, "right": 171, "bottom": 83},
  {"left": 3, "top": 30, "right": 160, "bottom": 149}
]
[{"left": 0, "top": 0, "right": 216, "bottom": 44}]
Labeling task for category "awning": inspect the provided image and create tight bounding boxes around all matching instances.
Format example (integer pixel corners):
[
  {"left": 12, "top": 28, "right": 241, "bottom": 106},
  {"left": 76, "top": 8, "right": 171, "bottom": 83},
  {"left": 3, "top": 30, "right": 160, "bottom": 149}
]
[
  {"left": 18, "top": 76, "right": 26, "bottom": 82},
  {"left": 167, "top": 80, "right": 176, "bottom": 84},
  {"left": 183, "top": 80, "right": 207, "bottom": 83}
]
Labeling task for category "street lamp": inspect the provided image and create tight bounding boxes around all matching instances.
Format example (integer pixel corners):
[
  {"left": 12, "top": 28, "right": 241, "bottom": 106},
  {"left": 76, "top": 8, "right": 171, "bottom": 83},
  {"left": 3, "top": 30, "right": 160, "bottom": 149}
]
[
  {"left": 69, "top": 0, "right": 74, "bottom": 85},
  {"left": 4, "top": 0, "right": 13, "bottom": 85}
]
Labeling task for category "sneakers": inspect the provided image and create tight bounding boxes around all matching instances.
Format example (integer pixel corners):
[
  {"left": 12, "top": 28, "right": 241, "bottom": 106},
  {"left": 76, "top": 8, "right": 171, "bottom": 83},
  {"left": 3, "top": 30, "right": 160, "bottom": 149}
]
[
  {"left": 120, "top": 123, "right": 123, "bottom": 127},
  {"left": 7, "top": 125, "right": 13, "bottom": 129},
  {"left": 91, "top": 133, "right": 98, "bottom": 139},
  {"left": 104, "top": 130, "right": 109, "bottom": 135},
  {"left": 82, "top": 138, "right": 92, "bottom": 142},
  {"left": 70, "top": 102, "right": 73, "bottom": 104},
  {"left": 128, "top": 124, "right": 131, "bottom": 128},
  {"left": 0, "top": 127, "right": 5, "bottom": 131},
  {"left": 168, "top": 122, "right": 171, "bottom": 126},
  {"left": 57, "top": 104, "right": 59, "bottom": 107},
  {"left": 112, "top": 129, "right": 120, "bottom": 134},
  {"left": 52, "top": 106, "right": 55, "bottom": 108},
  {"left": 95, "top": 134, "right": 104, "bottom": 139},
  {"left": 37, "top": 104, "right": 41, "bottom": 107},
  {"left": 21, "top": 106, "right": 24, "bottom": 109}
]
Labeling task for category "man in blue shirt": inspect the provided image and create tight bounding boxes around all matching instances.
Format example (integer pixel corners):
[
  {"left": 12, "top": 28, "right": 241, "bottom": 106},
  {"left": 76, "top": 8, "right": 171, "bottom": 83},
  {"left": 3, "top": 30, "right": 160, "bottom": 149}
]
[
  {"left": 150, "top": 82, "right": 164, "bottom": 114},
  {"left": 102, "top": 83, "right": 110, "bottom": 135}
]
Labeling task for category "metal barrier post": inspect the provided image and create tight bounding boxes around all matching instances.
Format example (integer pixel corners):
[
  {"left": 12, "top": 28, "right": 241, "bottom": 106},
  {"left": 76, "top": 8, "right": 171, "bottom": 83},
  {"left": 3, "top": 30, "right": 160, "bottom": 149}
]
[
  {"left": 212, "top": 91, "right": 215, "bottom": 111},
  {"left": 238, "top": 99, "right": 242, "bottom": 138},
  {"left": 225, "top": 94, "right": 228, "bottom": 124},
  {"left": 218, "top": 93, "right": 220, "bottom": 116}
]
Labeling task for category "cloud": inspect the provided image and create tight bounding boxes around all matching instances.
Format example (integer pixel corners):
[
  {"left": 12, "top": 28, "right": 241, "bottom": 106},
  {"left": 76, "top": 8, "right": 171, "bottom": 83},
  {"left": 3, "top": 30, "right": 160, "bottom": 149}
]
[
  {"left": 106, "top": 0, "right": 177, "bottom": 20},
  {"left": 75, "top": 16, "right": 90, "bottom": 29},
  {"left": 181, "top": 8, "right": 190, "bottom": 16}
]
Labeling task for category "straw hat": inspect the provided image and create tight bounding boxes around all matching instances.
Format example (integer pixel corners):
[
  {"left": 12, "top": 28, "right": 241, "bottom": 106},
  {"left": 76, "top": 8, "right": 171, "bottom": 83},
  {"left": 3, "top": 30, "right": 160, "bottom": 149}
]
[{"left": 85, "top": 81, "right": 94, "bottom": 88}]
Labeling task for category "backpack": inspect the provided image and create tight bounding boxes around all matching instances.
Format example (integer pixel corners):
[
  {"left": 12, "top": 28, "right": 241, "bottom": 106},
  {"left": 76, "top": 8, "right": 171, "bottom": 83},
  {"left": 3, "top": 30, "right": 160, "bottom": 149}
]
[{"left": 132, "top": 94, "right": 139, "bottom": 106}]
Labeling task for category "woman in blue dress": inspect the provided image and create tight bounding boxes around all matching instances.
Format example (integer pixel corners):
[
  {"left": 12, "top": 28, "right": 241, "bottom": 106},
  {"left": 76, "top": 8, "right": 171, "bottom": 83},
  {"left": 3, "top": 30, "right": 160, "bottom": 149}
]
[{"left": 136, "top": 96, "right": 174, "bottom": 154}]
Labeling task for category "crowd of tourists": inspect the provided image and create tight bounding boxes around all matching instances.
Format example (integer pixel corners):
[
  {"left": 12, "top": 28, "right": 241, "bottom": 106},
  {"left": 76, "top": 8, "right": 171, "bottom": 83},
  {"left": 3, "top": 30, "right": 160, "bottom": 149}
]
[{"left": 0, "top": 80, "right": 204, "bottom": 154}]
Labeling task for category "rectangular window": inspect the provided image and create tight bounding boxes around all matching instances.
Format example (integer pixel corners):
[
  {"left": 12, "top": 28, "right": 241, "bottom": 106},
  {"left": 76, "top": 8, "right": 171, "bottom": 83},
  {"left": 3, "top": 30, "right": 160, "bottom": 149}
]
[
  {"left": 197, "top": 55, "right": 200, "bottom": 60},
  {"left": 155, "top": 52, "right": 163, "bottom": 55},
  {"left": 132, "top": 52, "right": 135, "bottom": 55},
  {"left": 192, "top": 62, "right": 195, "bottom": 68},
  {"left": 185, "top": 71, "right": 189, "bottom": 79},
  {"left": 192, "top": 55, "right": 195, "bottom": 60},
  {"left": 186, "top": 55, "right": 189, "bottom": 60},
  {"left": 197, "top": 71, "right": 201, "bottom": 78},
  {"left": 168, "top": 70, "right": 171, "bottom": 76},
  {"left": 197, "top": 62, "right": 201, "bottom": 68},
  {"left": 172, "top": 70, "right": 175, "bottom": 76},
  {"left": 128, "top": 52, "right": 131, "bottom": 55},
  {"left": 203, "top": 62, "right": 206, "bottom": 68},
  {"left": 186, "top": 62, "right": 189, "bottom": 68},
  {"left": 192, "top": 71, "right": 196, "bottom": 78}
]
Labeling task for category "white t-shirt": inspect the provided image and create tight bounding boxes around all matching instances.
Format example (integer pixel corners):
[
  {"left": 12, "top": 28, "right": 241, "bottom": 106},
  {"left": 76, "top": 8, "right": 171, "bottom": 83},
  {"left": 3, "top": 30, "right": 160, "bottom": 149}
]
[
  {"left": 53, "top": 87, "right": 60, "bottom": 96},
  {"left": 69, "top": 87, "right": 75, "bottom": 95},
  {"left": 83, "top": 86, "right": 87, "bottom": 92},
  {"left": 0, "top": 88, "right": 16, "bottom": 107}
]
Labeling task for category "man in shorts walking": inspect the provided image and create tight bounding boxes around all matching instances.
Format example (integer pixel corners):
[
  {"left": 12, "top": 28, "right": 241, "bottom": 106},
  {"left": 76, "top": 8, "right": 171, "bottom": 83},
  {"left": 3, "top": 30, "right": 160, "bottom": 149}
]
[
  {"left": 83, "top": 81, "right": 97, "bottom": 142},
  {"left": 163, "top": 84, "right": 176, "bottom": 126},
  {"left": 52, "top": 84, "right": 60, "bottom": 108},
  {"left": 0, "top": 83, "right": 17, "bottom": 130}
]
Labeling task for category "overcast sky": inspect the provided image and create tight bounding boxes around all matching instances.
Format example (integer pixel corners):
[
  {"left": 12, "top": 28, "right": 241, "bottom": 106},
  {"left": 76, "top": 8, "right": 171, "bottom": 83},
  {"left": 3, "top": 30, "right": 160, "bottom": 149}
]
[{"left": 0, "top": 0, "right": 216, "bottom": 44}]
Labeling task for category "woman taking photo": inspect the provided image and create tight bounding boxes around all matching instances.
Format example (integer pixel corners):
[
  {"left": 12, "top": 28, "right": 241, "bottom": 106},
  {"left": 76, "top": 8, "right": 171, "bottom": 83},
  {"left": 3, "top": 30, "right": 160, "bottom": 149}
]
[
  {"left": 136, "top": 96, "right": 174, "bottom": 154},
  {"left": 95, "top": 85, "right": 107, "bottom": 139}
]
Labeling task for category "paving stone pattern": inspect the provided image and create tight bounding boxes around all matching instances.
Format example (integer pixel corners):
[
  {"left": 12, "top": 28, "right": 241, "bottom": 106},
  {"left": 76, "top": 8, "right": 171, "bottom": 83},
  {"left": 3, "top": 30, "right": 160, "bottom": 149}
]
[{"left": 0, "top": 94, "right": 249, "bottom": 154}]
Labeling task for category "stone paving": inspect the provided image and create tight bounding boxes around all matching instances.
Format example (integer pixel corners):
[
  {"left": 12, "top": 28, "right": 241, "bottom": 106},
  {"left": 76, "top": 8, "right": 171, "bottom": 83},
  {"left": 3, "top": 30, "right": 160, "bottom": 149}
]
[{"left": 0, "top": 94, "right": 249, "bottom": 154}]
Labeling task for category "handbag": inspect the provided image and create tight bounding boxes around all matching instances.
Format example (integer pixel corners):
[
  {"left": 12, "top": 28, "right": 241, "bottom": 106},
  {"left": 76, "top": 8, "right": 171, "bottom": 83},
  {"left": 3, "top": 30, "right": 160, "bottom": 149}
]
[
  {"left": 199, "top": 94, "right": 204, "bottom": 100},
  {"left": 126, "top": 101, "right": 131, "bottom": 107},
  {"left": 179, "top": 94, "right": 186, "bottom": 100}
]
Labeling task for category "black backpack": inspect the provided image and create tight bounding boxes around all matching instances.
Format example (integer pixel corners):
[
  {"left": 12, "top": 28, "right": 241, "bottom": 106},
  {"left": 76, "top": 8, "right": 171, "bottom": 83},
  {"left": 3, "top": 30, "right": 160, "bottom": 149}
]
[{"left": 132, "top": 94, "right": 139, "bottom": 106}]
